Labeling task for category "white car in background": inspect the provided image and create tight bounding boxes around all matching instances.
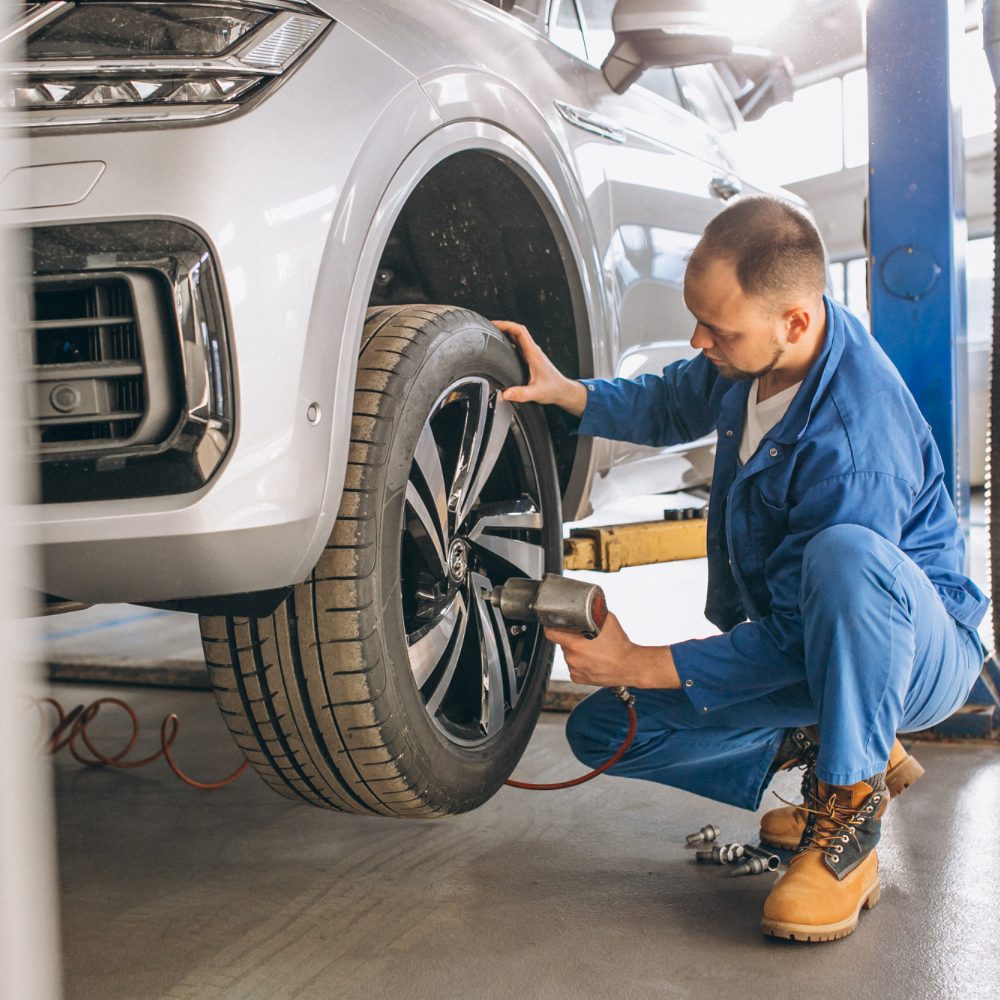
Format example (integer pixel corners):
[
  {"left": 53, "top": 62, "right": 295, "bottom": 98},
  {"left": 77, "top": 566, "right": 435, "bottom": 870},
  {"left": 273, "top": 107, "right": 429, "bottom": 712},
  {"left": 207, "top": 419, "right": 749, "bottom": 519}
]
[{"left": 8, "top": 0, "right": 794, "bottom": 816}]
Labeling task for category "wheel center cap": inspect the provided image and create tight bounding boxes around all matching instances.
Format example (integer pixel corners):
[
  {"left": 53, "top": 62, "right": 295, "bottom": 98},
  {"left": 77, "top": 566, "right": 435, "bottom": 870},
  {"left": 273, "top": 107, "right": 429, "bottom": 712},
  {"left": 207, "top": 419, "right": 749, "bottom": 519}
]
[{"left": 447, "top": 538, "right": 469, "bottom": 583}]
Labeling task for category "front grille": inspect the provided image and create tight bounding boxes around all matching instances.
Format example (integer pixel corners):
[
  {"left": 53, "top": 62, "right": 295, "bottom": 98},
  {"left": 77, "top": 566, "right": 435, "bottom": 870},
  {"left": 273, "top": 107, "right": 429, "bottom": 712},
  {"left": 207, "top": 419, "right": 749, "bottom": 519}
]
[{"left": 31, "top": 275, "right": 147, "bottom": 448}]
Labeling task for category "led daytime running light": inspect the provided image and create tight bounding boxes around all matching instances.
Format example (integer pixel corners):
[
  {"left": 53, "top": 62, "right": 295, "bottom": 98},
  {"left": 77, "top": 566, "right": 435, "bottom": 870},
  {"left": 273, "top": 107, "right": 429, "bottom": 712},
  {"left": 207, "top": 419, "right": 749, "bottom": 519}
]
[{"left": 3, "top": 75, "right": 260, "bottom": 109}]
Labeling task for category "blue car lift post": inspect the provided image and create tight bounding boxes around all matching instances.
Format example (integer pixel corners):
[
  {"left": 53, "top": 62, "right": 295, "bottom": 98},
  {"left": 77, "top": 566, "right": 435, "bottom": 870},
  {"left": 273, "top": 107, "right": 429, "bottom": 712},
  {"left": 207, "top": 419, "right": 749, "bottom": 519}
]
[{"left": 867, "top": 0, "right": 999, "bottom": 738}]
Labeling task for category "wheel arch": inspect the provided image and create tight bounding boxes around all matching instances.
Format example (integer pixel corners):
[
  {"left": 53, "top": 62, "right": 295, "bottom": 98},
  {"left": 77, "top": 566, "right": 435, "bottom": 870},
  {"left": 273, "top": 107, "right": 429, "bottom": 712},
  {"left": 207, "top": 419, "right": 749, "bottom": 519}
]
[{"left": 295, "top": 121, "right": 604, "bottom": 583}]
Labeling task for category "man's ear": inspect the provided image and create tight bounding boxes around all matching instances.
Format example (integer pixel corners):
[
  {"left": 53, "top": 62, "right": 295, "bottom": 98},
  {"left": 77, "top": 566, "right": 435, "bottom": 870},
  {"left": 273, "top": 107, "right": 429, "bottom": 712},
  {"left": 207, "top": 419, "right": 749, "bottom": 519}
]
[{"left": 784, "top": 304, "right": 812, "bottom": 343}]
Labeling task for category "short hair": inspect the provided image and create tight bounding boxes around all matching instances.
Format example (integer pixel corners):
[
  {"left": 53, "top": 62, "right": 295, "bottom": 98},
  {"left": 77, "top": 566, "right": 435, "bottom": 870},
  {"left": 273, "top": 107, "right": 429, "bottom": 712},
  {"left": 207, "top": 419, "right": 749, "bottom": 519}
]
[{"left": 687, "top": 195, "right": 827, "bottom": 304}]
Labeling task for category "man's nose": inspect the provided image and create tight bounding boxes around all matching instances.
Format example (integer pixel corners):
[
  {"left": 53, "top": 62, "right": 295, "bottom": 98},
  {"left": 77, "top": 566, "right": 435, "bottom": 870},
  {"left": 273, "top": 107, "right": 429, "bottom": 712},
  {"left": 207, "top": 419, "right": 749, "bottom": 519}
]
[{"left": 690, "top": 323, "right": 714, "bottom": 351}]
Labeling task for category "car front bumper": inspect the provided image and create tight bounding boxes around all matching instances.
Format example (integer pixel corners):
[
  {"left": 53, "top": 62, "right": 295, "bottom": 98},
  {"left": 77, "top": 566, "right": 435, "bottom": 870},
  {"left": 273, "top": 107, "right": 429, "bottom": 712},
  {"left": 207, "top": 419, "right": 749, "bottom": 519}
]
[{"left": 9, "top": 24, "right": 433, "bottom": 606}]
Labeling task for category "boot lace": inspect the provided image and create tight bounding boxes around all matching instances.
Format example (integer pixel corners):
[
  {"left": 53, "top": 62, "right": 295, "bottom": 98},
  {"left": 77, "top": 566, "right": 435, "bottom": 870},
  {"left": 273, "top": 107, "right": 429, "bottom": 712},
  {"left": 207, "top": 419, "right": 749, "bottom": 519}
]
[{"left": 773, "top": 787, "right": 879, "bottom": 865}]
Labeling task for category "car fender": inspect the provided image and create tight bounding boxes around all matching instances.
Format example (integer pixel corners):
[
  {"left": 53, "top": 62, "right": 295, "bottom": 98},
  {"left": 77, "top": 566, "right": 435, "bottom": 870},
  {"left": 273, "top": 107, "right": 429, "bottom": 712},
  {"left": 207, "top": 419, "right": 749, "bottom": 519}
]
[{"left": 293, "top": 115, "right": 605, "bottom": 581}]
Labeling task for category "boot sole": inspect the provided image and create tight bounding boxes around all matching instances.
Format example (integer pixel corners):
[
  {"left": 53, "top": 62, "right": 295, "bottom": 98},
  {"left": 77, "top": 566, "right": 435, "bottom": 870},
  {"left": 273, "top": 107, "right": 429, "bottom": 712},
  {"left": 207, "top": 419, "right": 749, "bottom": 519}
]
[
  {"left": 759, "top": 749, "right": 925, "bottom": 851},
  {"left": 761, "top": 880, "right": 881, "bottom": 942}
]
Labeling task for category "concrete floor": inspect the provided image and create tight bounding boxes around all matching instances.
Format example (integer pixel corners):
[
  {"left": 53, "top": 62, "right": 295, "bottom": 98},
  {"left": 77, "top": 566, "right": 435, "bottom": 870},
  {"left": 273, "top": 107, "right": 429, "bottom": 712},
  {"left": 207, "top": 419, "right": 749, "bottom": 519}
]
[
  {"left": 50, "top": 682, "right": 1000, "bottom": 1000},
  {"left": 40, "top": 489, "right": 998, "bottom": 999}
]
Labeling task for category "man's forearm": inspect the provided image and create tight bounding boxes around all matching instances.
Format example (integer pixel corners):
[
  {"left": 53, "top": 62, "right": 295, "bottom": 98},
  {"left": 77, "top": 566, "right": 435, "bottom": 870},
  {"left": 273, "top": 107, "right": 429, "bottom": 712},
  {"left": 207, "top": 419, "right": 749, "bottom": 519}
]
[{"left": 629, "top": 643, "right": 681, "bottom": 689}]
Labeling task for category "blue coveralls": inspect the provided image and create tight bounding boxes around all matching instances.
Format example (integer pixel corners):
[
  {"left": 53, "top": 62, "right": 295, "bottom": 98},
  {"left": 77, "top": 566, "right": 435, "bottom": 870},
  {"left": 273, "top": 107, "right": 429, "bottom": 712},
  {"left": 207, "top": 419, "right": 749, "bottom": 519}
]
[{"left": 566, "top": 296, "right": 988, "bottom": 810}]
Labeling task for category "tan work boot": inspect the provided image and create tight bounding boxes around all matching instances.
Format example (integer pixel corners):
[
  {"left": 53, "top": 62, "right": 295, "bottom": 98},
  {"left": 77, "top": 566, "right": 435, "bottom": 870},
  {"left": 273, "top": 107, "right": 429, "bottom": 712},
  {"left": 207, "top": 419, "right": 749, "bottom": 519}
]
[
  {"left": 762, "top": 776, "right": 888, "bottom": 942},
  {"left": 760, "top": 738, "right": 924, "bottom": 850}
]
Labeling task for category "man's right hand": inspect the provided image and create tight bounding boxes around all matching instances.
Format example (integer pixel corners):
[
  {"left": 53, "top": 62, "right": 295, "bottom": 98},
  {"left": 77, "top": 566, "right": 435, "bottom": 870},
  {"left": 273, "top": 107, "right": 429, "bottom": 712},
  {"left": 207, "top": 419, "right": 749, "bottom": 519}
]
[{"left": 491, "top": 320, "right": 589, "bottom": 418}]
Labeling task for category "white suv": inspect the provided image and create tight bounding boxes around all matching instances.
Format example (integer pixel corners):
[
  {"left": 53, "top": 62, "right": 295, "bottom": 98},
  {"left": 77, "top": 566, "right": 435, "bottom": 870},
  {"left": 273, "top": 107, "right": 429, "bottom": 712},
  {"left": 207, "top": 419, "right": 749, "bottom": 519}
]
[{"left": 8, "top": 0, "right": 794, "bottom": 815}]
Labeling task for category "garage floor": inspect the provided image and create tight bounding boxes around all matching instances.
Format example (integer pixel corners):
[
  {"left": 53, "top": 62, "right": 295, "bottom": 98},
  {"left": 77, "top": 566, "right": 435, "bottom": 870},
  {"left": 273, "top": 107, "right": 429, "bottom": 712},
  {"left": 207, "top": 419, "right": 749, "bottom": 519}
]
[
  {"left": 49, "top": 684, "right": 1000, "bottom": 1000},
  {"left": 40, "top": 491, "right": 998, "bottom": 999}
]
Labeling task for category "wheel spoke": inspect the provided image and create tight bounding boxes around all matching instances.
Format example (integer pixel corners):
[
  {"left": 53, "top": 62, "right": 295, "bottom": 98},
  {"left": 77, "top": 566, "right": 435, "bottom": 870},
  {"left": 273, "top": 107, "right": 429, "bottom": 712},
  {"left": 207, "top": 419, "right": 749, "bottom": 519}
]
[
  {"left": 412, "top": 422, "right": 449, "bottom": 547},
  {"left": 447, "top": 378, "right": 490, "bottom": 526},
  {"left": 407, "top": 592, "right": 465, "bottom": 689},
  {"left": 470, "top": 572, "right": 516, "bottom": 733},
  {"left": 467, "top": 499, "right": 544, "bottom": 537},
  {"left": 467, "top": 499, "right": 545, "bottom": 579},
  {"left": 455, "top": 391, "right": 514, "bottom": 532},
  {"left": 424, "top": 596, "right": 470, "bottom": 716},
  {"left": 470, "top": 535, "right": 545, "bottom": 579},
  {"left": 405, "top": 480, "right": 447, "bottom": 575}
]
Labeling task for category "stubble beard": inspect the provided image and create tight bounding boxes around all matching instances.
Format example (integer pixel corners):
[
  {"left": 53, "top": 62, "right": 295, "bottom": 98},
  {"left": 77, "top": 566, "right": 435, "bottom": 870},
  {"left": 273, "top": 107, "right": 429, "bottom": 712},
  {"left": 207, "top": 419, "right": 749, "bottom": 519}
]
[{"left": 712, "top": 339, "right": 785, "bottom": 383}]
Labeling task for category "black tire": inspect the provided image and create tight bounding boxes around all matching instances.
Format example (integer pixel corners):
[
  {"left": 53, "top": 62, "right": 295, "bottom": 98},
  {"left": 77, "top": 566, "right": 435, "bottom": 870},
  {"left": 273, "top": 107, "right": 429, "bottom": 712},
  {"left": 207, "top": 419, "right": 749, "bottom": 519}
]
[{"left": 198, "top": 305, "right": 562, "bottom": 816}]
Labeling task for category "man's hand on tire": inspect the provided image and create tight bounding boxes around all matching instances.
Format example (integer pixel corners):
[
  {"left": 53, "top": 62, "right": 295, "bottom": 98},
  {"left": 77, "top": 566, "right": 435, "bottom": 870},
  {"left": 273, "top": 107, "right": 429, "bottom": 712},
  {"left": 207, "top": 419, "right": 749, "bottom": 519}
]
[{"left": 492, "top": 320, "right": 589, "bottom": 417}]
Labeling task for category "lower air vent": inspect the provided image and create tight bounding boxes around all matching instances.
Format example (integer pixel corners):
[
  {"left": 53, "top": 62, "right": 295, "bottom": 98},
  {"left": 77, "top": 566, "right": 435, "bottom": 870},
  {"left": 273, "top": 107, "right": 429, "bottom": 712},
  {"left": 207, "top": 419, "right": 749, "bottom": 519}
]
[
  {"left": 31, "top": 274, "right": 151, "bottom": 449},
  {"left": 29, "top": 273, "right": 176, "bottom": 454},
  {"left": 29, "top": 221, "right": 234, "bottom": 503}
]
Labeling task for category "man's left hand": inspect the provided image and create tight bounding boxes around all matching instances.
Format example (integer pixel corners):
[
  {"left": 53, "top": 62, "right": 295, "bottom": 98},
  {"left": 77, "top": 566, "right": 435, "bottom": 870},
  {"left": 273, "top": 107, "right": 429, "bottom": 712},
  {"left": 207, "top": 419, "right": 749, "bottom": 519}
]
[{"left": 545, "top": 613, "right": 681, "bottom": 690}]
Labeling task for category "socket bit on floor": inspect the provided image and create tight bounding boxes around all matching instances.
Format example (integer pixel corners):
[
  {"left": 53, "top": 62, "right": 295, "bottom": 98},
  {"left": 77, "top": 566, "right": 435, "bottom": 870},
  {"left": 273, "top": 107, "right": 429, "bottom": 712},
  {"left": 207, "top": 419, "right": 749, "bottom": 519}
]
[{"left": 730, "top": 855, "right": 770, "bottom": 877}]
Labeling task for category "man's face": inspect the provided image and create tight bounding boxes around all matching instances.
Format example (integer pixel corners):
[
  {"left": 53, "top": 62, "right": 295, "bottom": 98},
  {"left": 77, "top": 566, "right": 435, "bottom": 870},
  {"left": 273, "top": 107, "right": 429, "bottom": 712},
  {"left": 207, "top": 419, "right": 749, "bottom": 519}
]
[{"left": 683, "top": 257, "right": 788, "bottom": 382}]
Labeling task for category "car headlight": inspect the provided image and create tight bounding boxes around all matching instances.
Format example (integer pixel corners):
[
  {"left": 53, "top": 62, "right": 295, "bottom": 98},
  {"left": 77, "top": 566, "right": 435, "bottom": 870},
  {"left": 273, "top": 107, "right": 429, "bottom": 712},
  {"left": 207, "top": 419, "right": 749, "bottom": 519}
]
[{"left": 2, "top": 1, "right": 333, "bottom": 128}]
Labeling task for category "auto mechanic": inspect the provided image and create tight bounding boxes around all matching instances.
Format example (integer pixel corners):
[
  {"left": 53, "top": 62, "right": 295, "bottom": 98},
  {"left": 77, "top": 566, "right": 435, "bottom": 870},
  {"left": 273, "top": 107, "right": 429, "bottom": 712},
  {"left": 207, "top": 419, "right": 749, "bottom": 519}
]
[{"left": 493, "top": 195, "right": 988, "bottom": 943}]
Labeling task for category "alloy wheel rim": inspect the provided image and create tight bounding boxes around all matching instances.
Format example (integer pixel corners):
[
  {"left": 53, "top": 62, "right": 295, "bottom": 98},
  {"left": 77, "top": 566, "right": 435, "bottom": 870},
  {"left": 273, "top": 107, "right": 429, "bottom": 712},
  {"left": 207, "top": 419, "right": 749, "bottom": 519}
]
[{"left": 400, "top": 377, "right": 547, "bottom": 747}]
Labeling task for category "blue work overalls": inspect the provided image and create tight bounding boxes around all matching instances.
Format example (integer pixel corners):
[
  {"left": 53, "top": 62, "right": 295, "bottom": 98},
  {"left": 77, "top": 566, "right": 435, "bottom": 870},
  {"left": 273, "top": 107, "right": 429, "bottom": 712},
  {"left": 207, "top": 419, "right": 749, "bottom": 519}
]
[{"left": 566, "top": 296, "right": 988, "bottom": 809}]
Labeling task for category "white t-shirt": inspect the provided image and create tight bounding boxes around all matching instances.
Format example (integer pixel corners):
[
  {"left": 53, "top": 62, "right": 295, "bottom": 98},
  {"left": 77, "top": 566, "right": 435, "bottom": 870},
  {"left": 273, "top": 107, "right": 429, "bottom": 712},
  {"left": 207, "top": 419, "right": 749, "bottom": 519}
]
[{"left": 738, "top": 378, "right": 803, "bottom": 466}]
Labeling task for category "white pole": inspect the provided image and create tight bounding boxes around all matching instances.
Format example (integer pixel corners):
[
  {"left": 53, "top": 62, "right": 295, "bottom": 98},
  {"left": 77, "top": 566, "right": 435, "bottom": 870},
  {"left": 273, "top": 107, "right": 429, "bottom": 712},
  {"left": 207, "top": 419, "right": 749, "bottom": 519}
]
[{"left": 0, "top": 0, "right": 64, "bottom": 992}]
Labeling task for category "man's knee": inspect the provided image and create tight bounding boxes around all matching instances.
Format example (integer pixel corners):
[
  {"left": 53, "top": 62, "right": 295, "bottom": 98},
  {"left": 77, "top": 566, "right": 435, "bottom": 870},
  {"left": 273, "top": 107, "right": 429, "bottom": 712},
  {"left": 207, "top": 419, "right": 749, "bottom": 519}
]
[
  {"left": 565, "top": 689, "right": 621, "bottom": 766},
  {"left": 801, "top": 524, "right": 899, "bottom": 606},
  {"left": 804, "top": 523, "right": 882, "bottom": 566}
]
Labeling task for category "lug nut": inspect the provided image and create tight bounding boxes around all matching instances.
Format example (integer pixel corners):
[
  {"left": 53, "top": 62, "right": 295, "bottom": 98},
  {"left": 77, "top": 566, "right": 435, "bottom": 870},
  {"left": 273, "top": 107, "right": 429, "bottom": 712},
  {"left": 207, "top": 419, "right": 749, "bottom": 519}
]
[
  {"left": 730, "top": 845, "right": 781, "bottom": 876},
  {"left": 730, "top": 855, "right": 769, "bottom": 877},
  {"left": 695, "top": 843, "right": 745, "bottom": 864},
  {"left": 685, "top": 824, "right": 720, "bottom": 846}
]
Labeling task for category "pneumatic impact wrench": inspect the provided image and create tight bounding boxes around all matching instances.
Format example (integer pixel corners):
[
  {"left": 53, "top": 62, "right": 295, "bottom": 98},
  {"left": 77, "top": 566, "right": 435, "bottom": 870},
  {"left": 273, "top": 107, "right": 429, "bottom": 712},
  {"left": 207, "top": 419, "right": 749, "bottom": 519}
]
[{"left": 487, "top": 574, "right": 637, "bottom": 790}]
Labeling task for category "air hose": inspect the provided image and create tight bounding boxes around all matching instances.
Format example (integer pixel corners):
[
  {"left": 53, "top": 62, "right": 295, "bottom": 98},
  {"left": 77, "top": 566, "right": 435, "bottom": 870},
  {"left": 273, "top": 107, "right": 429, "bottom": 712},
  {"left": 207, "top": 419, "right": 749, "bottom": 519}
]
[
  {"left": 39, "top": 696, "right": 248, "bottom": 789},
  {"left": 504, "top": 688, "right": 637, "bottom": 790},
  {"left": 40, "top": 688, "right": 637, "bottom": 794}
]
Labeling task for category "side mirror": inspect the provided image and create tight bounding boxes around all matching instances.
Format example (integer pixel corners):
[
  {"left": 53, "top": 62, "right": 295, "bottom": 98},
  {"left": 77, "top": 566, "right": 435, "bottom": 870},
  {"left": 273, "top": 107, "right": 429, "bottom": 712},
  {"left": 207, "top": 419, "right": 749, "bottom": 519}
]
[
  {"left": 716, "top": 47, "right": 795, "bottom": 122},
  {"left": 602, "top": 0, "right": 734, "bottom": 94}
]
